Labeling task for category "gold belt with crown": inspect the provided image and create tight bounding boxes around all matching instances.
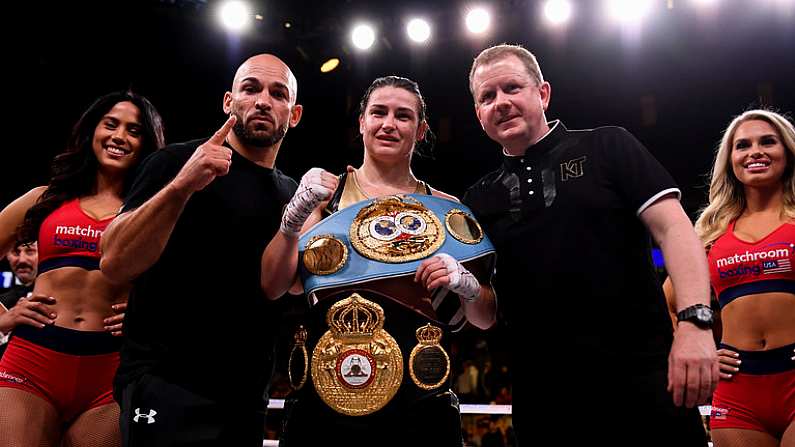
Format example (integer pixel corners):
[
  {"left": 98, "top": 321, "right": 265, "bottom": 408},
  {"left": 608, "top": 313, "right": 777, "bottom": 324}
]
[{"left": 289, "top": 293, "right": 451, "bottom": 416}]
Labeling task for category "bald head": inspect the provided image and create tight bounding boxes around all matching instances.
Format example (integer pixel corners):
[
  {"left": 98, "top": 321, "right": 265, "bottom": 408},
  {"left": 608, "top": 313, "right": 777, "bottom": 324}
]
[
  {"left": 232, "top": 54, "right": 298, "bottom": 104},
  {"left": 224, "top": 53, "right": 304, "bottom": 152}
]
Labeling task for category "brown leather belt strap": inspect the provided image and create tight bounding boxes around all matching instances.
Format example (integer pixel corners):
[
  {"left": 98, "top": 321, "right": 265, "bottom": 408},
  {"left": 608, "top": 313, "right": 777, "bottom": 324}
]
[{"left": 312, "top": 276, "right": 442, "bottom": 324}]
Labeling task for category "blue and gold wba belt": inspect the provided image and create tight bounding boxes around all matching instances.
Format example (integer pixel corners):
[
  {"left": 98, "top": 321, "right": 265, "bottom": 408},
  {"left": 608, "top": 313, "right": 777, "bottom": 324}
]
[{"left": 296, "top": 194, "right": 495, "bottom": 416}]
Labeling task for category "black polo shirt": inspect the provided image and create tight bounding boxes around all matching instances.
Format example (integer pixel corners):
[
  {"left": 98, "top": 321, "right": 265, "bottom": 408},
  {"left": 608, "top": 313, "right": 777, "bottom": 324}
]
[
  {"left": 464, "top": 121, "right": 680, "bottom": 371},
  {"left": 114, "top": 138, "right": 297, "bottom": 409}
]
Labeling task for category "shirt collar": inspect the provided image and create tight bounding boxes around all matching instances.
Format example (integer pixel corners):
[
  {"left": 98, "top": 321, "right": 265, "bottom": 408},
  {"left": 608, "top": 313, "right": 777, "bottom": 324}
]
[{"left": 502, "top": 120, "right": 566, "bottom": 171}]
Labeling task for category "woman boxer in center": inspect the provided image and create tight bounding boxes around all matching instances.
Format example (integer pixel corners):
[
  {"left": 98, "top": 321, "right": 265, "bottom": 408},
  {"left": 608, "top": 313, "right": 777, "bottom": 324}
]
[{"left": 262, "top": 76, "right": 496, "bottom": 446}]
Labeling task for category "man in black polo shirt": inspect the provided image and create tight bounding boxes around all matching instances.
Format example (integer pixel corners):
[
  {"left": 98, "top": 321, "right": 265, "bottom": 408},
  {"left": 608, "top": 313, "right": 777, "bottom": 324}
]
[
  {"left": 100, "top": 54, "right": 302, "bottom": 446},
  {"left": 463, "top": 44, "right": 718, "bottom": 445}
]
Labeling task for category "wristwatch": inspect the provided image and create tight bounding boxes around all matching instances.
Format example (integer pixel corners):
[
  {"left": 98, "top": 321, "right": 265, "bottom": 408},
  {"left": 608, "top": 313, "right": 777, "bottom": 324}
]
[{"left": 676, "top": 304, "right": 714, "bottom": 329}]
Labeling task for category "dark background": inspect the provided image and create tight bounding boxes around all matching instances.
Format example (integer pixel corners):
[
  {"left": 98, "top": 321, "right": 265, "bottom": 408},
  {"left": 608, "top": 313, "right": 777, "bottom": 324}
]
[
  {"left": 5, "top": 0, "right": 794, "bottom": 215},
  {"left": 1, "top": 1, "right": 793, "bottom": 430}
]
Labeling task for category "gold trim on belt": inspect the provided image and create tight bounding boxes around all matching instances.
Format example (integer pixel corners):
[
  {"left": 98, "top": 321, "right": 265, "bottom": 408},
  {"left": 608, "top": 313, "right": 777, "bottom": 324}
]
[
  {"left": 288, "top": 326, "right": 308, "bottom": 391},
  {"left": 311, "top": 293, "right": 403, "bottom": 416},
  {"left": 409, "top": 323, "right": 450, "bottom": 390},
  {"left": 350, "top": 196, "right": 445, "bottom": 263}
]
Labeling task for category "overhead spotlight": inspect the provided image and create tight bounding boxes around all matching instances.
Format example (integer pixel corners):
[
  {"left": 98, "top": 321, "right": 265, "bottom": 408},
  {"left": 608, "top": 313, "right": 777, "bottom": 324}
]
[
  {"left": 407, "top": 18, "right": 431, "bottom": 43},
  {"left": 351, "top": 24, "right": 376, "bottom": 50},
  {"left": 691, "top": 0, "right": 719, "bottom": 6},
  {"left": 543, "top": 0, "right": 573, "bottom": 25},
  {"left": 218, "top": 1, "right": 252, "bottom": 32},
  {"left": 606, "top": 0, "right": 654, "bottom": 23},
  {"left": 466, "top": 7, "right": 491, "bottom": 34},
  {"left": 769, "top": 0, "right": 795, "bottom": 15},
  {"left": 321, "top": 58, "right": 340, "bottom": 73}
]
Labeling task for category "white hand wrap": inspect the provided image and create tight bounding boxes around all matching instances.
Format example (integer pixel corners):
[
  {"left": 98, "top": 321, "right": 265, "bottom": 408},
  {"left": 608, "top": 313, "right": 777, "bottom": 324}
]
[
  {"left": 280, "top": 168, "right": 333, "bottom": 236},
  {"left": 437, "top": 253, "right": 481, "bottom": 303}
]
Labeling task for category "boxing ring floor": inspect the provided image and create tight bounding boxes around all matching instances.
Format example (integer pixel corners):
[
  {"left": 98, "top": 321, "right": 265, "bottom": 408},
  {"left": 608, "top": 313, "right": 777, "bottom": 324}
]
[{"left": 260, "top": 401, "right": 713, "bottom": 446}]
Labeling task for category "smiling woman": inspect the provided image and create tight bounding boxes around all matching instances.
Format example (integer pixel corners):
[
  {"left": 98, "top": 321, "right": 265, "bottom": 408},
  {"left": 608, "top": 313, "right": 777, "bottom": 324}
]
[
  {"left": 0, "top": 91, "right": 164, "bottom": 447},
  {"left": 730, "top": 120, "right": 789, "bottom": 189},
  {"left": 694, "top": 109, "right": 795, "bottom": 447},
  {"left": 92, "top": 102, "right": 149, "bottom": 175},
  {"left": 358, "top": 85, "right": 428, "bottom": 165},
  {"left": 261, "top": 75, "right": 497, "bottom": 446}
]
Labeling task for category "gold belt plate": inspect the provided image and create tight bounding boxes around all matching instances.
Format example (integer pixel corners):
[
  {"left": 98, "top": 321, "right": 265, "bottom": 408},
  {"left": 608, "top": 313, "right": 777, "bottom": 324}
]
[
  {"left": 311, "top": 293, "right": 403, "bottom": 416},
  {"left": 409, "top": 323, "right": 450, "bottom": 390},
  {"left": 350, "top": 195, "right": 445, "bottom": 263}
]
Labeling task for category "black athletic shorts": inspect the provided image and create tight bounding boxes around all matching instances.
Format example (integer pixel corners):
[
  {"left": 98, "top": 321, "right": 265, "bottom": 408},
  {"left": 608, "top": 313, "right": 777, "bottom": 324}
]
[{"left": 119, "top": 373, "right": 266, "bottom": 447}]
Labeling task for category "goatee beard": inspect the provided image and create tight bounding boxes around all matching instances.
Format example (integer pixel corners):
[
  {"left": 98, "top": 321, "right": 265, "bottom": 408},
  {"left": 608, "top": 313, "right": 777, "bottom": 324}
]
[{"left": 233, "top": 120, "right": 287, "bottom": 148}]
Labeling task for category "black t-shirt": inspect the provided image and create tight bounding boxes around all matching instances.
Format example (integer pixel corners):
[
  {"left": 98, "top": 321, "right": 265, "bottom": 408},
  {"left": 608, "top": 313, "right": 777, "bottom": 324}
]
[
  {"left": 464, "top": 121, "right": 679, "bottom": 386},
  {"left": 114, "top": 138, "right": 297, "bottom": 409}
]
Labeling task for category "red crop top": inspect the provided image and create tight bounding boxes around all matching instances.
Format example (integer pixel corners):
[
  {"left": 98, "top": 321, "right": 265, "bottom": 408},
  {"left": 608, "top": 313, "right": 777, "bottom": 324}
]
[
  {"left": 37, "top": 198, "right": 114, "bottom": 274},
  {"left": 708, "top": 220, "right": 795, "bottom": 308}
]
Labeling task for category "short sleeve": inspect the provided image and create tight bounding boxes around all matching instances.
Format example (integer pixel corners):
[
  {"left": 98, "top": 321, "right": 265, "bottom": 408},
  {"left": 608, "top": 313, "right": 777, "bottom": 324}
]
[
  {"left": 122, "top": 149, "right": 185, "bottom": 212},
  {"left": 597, "top": 127, "right": 680, "bottom": 216}
]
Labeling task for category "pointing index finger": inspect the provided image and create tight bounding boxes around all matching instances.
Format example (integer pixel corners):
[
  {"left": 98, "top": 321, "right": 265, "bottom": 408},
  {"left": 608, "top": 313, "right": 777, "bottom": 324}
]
[{"left": 209, "top": 115, "right": 237, "bottom": 145}]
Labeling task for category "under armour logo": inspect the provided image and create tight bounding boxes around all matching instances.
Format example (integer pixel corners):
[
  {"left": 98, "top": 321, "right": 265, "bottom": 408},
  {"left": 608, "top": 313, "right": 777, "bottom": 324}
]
[
  {"left": 133, "top": 408, "right": 157, "bottom": 424},
  {"left": 560, "top": 156, "right": 587, "bottom": 181}
]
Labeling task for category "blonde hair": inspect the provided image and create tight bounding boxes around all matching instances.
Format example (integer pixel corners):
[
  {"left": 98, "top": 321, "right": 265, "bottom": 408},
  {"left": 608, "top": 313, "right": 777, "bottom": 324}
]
[
  {"left": 469, "top": 44, "right": 544, "bottom": 98},
  {"left": 695, "top": 110, "right": 795, "bottom": 246}
]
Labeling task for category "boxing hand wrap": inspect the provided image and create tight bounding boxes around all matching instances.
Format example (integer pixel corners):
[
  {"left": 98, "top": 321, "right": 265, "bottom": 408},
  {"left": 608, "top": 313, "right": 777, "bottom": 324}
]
[
  {"left": 437, "top": 253, "right": 481, "bottom": 303},
  {"left": 280, "top": 168, "right": 334, "bottom": 236}
]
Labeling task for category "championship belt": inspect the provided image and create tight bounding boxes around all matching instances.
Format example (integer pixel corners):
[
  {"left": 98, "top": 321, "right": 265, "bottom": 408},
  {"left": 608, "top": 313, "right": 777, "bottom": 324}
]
[
  {"left": 298, "top": 194, "right": 496, "bottom": 328},
  {"left": 409, "top": 324, "right": 450, "bottom": 390},
  {"left": 311, "top": 293, "right": 403, "bottom": 416},
  {"left": 300, "top": 194, "right": 495, "bottom": 414}
]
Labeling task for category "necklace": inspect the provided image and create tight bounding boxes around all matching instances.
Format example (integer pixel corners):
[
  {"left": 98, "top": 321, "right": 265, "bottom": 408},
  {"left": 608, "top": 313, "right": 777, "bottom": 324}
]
[{"left": 352, "top": 169, "right": 422, "bottom": 198}]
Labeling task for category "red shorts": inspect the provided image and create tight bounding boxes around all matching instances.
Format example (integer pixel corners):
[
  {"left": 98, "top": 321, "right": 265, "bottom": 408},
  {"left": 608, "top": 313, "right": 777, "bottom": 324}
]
[
  {"left": 0, "top": 324, "right": 121, "bottom": 422},
  {"left": 710, "top": 342, "right": 795, "bottom": 436}
]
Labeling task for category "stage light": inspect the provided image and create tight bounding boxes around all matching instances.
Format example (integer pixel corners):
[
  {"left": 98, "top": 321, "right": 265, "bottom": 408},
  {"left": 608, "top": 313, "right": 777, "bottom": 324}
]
[
  {"left": 544, "top": 0, "right": 573, "bottom": 25},
  {"left": 218, "top": 1, "right": 252, "bottom": 32},
  {"left": 691, "top": 0, "right": 719, "bottom": 7},
  {"left": 320, "top": 58, "right": 340, "bottom": 73},
  {"left": 407, "top": 18, "right": 431, "bottom": 43},
  {"left": 351, "top": 24, "right": 376, "bottom": 50},
  {"left": 769, "top": 0, "right": 794, "bottom": 11},
  {"left": 606, "top": 0, "right": 653, "bottom": 23},
  {"left": 466, "top": 7, "right": 490, "bottom": 34}
]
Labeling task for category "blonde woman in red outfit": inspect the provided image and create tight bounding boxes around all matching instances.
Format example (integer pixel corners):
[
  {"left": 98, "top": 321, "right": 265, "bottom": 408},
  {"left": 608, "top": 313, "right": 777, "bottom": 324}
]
[{"left": 695, "top": 110, "right": 795, "bottom": 447}]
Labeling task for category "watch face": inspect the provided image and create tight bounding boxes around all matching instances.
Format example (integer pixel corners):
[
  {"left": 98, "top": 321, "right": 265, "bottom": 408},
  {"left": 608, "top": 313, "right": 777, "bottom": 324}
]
[{"left": 695, "top": 307, "right": 713, "bottom": 322}]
